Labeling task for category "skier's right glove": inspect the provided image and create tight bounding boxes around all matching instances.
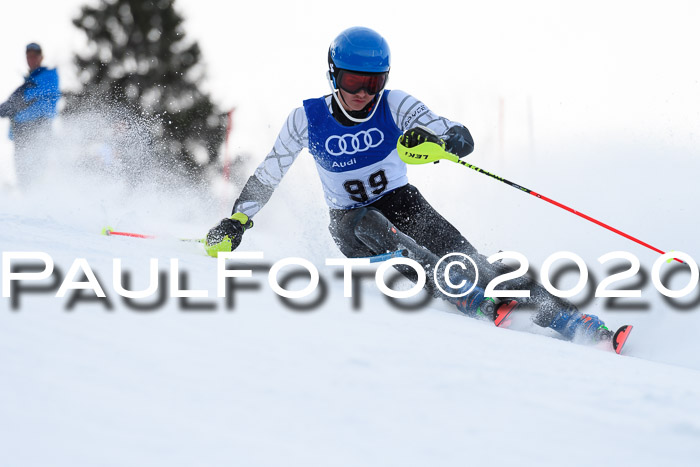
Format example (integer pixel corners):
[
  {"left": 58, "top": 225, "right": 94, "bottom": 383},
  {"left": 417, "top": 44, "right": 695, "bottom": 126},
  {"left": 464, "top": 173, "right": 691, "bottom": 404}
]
[{"left": 204, "top": 212, "right": 253, "bottom": 257}]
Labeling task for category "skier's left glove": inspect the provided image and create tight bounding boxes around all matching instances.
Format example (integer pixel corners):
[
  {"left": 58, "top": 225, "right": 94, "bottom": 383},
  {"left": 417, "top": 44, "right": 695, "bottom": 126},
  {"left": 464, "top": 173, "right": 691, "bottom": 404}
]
[
  {"left": 398, "top": 125, "right": 474, "bottom": 159},
  {"left": 204, "top": 212, "right": 253, "bottom": 257},
  {"left": 399, "top": 125, "right": 445, "bottom": 149}
]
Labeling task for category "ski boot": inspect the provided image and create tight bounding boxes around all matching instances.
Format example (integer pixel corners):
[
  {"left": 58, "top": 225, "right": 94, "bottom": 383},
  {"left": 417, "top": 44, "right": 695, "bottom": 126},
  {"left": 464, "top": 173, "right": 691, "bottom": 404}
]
[
  {"left": 455, "top": 293, "right": 517, "bottom": 328},
  {"left": 453, "top": 288, "right": 485, "bottom": 318},
  {"left": 548, "top": 307, "right": 634, "bottom": 353},
  {"left": 549, "top": 308, "right": 611, "bottom": 342},
  {"left": 476, "top": 297, "right": 518, "bottom": 327}
]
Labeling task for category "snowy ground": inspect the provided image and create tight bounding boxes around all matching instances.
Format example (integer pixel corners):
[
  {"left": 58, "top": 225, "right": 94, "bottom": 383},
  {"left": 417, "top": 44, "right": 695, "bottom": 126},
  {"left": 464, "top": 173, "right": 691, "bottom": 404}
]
[{"left": 2, "top": 126, "right": 700, "bottom": 467}]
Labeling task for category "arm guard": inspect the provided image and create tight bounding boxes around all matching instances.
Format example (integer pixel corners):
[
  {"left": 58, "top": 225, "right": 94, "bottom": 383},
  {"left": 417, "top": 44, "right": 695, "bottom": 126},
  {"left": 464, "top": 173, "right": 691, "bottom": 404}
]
[{"left": 231, "top": 175, "right": 276, "bottom": 217}]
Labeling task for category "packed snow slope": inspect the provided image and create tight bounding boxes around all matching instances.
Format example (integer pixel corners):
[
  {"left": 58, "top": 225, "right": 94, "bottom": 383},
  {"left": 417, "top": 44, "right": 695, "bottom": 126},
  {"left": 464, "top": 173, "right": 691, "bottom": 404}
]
[{"left": 1, "top": 123, "right": 700, "bottom": 466}]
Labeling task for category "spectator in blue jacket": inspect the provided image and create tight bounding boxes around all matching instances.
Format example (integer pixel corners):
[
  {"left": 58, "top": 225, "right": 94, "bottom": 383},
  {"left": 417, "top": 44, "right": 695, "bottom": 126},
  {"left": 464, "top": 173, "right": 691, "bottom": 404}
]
[{"left": 0, "top": 43, "right": 61, "bottom": 187}]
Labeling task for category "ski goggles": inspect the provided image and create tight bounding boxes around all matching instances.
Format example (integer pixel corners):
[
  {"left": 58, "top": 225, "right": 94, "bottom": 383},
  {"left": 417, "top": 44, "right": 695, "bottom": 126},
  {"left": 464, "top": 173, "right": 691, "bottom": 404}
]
[{"left": 336, "top": 70, "right": 388, "bottom": 95}]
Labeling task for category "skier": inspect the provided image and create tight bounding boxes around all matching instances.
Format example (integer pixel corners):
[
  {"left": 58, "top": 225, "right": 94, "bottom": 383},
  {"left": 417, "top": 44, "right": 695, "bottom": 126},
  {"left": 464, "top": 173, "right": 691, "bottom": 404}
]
[{"left": 206, "top": 26, "right": 617, "bottom": 345}]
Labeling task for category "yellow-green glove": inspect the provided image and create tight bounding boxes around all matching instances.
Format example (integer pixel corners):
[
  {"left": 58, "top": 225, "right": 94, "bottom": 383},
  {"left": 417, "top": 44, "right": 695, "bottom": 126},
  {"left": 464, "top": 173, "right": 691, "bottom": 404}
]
[
  {"left": 204, "top": 212, "right": 253, "bottom": 257},
  {"left": 398, "top": 125, "right": 445, "bottom": 149}
]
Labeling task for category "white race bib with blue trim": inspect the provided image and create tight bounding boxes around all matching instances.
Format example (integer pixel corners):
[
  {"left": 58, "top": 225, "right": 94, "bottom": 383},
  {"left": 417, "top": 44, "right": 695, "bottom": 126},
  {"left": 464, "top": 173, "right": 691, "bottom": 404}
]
[{"left": 303, "top": 91, "right": 406, "bottom": 209}]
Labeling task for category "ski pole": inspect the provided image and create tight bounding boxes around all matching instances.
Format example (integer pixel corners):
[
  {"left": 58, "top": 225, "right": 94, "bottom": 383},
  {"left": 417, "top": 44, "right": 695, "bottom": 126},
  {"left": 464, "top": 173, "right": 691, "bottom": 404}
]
[
  {"left": 397, "top": 142, "right": 682, "bottom": 263},
  {"left": 101, "top": 227, "right": 204, "bottom": 243},
  {"left": 364, "top": 249, "right": 408, "bottom": 263},
  {"left": 103, "top": 226, "right": 406, "bottom": 263}
]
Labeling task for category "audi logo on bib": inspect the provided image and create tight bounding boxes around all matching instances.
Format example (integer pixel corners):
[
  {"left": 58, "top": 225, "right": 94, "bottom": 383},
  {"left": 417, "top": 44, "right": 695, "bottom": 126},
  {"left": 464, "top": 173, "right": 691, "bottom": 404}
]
[{"left": 325, "top": 128, "right": 385, "bottom": 156}]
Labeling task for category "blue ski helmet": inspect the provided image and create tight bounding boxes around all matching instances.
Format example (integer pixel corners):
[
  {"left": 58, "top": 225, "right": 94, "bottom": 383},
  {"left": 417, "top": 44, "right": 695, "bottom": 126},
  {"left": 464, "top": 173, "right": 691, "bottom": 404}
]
[{"left": 328, "top": 27, "right": 391, "bottom": 75}]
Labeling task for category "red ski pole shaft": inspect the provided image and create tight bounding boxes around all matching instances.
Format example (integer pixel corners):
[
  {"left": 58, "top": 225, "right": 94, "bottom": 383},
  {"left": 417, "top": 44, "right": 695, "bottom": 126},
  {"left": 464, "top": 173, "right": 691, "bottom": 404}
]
[
  {"left": 454, "top": 159, "right": 683, "bottom": 264},
  {"left": 103, "top": 228, "right": 155, "bottom": 239},
  {"left": 529, "top": 191, "right": 667, "bottom": 256},
  {"left": 102, "top": 227, "right": 203, "bottom": 243}
]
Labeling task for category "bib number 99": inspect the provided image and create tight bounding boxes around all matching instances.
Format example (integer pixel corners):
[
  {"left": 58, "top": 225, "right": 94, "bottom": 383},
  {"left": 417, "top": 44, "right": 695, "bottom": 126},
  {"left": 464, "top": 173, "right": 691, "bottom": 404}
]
[{"left": 344, "top": 170, "right": 388, "bottom": 203}]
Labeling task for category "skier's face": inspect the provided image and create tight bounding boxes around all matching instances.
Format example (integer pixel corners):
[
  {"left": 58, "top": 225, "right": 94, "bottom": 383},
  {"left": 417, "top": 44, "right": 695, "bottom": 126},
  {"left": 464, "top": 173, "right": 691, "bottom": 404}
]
[
  {"left": 338, "top": 87, "right": 375, "bottom": 111},
  {"left": 26, "top": 51, "right": 42, "bottom": 71}
]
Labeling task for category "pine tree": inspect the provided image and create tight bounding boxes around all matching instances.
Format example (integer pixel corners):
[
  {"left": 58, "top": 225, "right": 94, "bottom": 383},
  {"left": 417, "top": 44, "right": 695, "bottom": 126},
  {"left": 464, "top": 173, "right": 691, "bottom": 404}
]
[{"left": 69, "top": 0, "right": 226, "bottom": 178}]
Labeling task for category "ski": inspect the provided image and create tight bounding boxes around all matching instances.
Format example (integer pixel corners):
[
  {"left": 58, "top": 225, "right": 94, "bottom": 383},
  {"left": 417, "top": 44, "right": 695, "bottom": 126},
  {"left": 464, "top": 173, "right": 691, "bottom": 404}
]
[
  {"left": 611, "top": 325, "right": 633, "bottom": 355},
  {"left": 494, "top": 300, "right": 518, "bottom": 328}
]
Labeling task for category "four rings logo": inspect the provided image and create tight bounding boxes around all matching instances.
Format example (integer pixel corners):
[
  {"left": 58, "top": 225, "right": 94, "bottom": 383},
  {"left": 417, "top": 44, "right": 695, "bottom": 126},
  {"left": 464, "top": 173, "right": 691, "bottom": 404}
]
[{"left": 325, "top": 128, "right": 384, "bottom": 156}]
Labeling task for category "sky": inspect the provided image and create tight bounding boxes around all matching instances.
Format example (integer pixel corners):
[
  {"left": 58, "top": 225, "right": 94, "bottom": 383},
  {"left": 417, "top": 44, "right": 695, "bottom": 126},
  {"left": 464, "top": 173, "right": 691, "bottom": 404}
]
[{"left": 1, "top": 0, "right": 700, "bottom": 173}]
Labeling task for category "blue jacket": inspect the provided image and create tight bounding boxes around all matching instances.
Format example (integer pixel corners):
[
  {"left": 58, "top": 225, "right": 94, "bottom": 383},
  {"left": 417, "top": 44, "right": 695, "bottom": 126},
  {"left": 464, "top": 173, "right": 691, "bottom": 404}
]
[{"left": 0, "top": 67, "right": 60, "bottom": 138}]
